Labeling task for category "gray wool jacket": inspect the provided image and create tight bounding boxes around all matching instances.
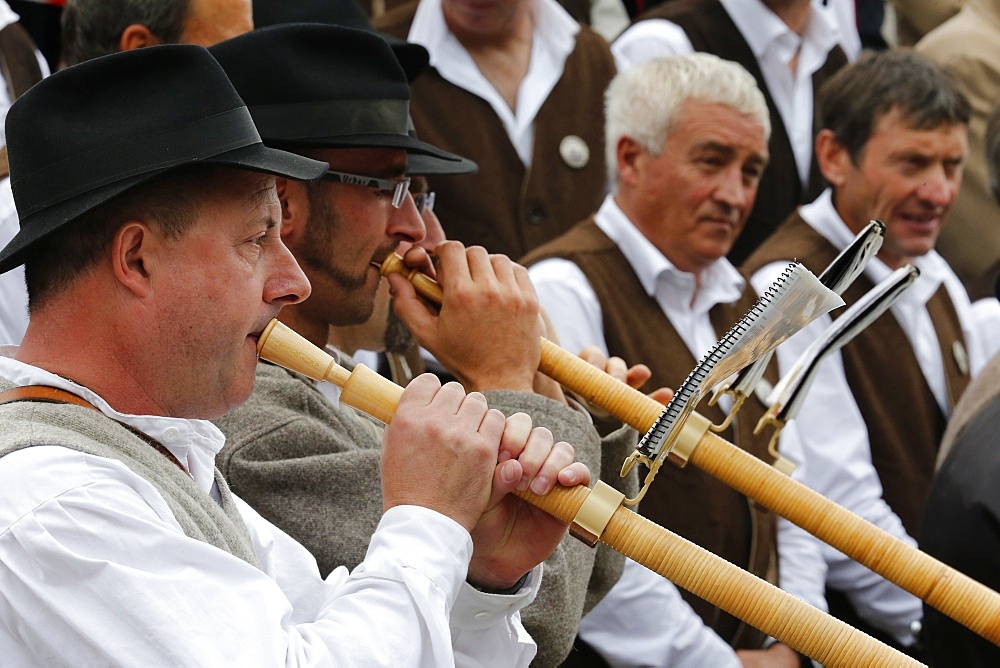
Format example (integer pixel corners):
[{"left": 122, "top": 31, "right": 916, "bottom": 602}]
[{"left": 214, "top": 360, "right": 639, "bottom": 667}]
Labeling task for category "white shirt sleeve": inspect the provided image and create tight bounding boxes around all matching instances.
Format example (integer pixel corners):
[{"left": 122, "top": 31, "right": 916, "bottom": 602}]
[
  {"left": 578, "top": 559, "right": 741, "bottom": 667},
  {"left": 611, "top": 19, "right": 694, "bottom": 71},
  {"left": 528, "top": 257, "right": 609, "bottom": 358},
  {"left": 970, "top": 297, "right": 1000, "bottom": 362},
  {"left": 773, "top": 421, "right": 830, "bottom": 613},
  {"left": 0, "top": 446, "right": 537, "bottom": 666},
  {"left": 750, "top": 262, "right": 922, "bottom": 647}
]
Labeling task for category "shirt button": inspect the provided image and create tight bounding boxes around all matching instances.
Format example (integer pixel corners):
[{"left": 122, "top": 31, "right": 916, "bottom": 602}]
[
  {"left": 162, "top": 427, "right": 180, "bottom": 442},
  {"left": 474, "top": 612, "right": 490, "bottom": 621},
  {"left": 528, "top": 205, "right": 546, "bottom": 225}
]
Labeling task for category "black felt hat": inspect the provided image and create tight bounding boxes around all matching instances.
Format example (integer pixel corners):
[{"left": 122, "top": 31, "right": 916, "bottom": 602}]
[
  {"left": 252, "top": 0, "right": 430, "bottom": 81},
  {"left": 0, "top": 44, "right": 327, "bottom": 274},
  {"left": 209, "top": 24, "right": 467, "bottom": 168},
  {"left": 406, "top": 119, "right": 478, "bottom": 176}
]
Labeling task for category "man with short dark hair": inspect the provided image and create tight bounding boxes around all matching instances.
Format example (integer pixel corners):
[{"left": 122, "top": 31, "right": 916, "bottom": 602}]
[
  {"left": 59, "top": 0, "right": 251, "bottom": 67},
  {"left": 743, "top": 50, "right": 990, "bottom": 651},
  {"left": 0, "top": 43, "right": 585, "bottom": 665}
]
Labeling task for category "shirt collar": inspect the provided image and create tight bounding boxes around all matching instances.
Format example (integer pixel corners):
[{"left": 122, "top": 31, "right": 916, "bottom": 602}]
[
  {"left": 0, "top": 2, "right": 18, "bottom": 31},
  {"left": 721, "top": 0, "right": 841, "bottom": 66},
  {"left": 594, "top": 196, "right": 745, "bottom": 305},
  {"left": 799, "top": 189, "right": 947, "bottom": 308},
  {"left": 409, "top": 0, "right": 578, "bottom": 88},
  {"left": 0, "top": 349, "right": 225, "bottom": 493},
  {"left": 721, "top": 0, "right": 797, "bottom": 60}
]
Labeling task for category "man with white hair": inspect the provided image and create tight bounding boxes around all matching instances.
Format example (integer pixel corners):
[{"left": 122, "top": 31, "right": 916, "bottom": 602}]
[
  {"left": 612, "top": 0, "right": 851, "bottom": 265},
  {"left": 524, "top": 53, "right": 805, "bottom": 665}
]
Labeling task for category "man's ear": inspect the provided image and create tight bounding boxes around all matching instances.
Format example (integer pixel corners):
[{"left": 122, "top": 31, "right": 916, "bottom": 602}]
[
  {"left": 616, "top": 136, "right": 644, "bottom": 187},
  {"left": 118, "top": 24, "right": 162, "bottom": 53},
  {"left": 111, "top": 221, "right": 158, "bottom": 298},
  {"left": 276, "top": 177, "right": 310, "bottom": 245},
  {"left": 815, "top": 129, "right": 852, "bottom": 187}
]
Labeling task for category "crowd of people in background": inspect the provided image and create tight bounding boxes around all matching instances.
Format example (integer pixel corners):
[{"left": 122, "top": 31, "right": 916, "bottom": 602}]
[{"left": 0, "top": 0, "right": 997, "bottom": 666}]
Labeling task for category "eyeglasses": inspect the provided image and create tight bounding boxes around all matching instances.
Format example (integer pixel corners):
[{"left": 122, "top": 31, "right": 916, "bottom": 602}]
[
  {"left": 413, "top": 191, "right": 435, "bottom": 214},
  {"left": 322, "top": 170, "right": 411, "bottom": 208}
]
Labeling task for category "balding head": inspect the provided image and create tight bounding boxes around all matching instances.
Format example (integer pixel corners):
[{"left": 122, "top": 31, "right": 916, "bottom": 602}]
[{"left": 59, "top": 0, "right": 251, "bottom": 68}]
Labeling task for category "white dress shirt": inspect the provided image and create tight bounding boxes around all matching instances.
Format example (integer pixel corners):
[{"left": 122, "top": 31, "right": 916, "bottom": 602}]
[
  {"left": 528, "top": 196, "right": 746, "bottom": 369},
  {"left": 578, "top": 559, "right": 740, "bottom": 667},
  {"left": 0, "top": 178, "right": 27, "bottom": 345},
  {"left": 528, "top": 195, "right": 790, "bottom": 662},
  {"left": 748, "top": 190, "right": 988, "bottom": 646},
  {"left": 407, "top": 0, "right": 579, "bottom": 167},
  {"left": 612, "top": 0, "right": 846, "bottom": 186},
  {"left": 0, "top": 352, "right": 540, "bottom": 666}
]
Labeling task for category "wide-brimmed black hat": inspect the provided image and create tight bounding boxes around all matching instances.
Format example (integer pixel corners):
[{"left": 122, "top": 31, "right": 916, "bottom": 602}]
[
  {"left": 0, "top": 44, "right": 328, "bottom": 274},
  {"left": 406, "top": 125, "right": 478, "bottom": 176},
  {"left": 209, "top": 24, "right": 468, "bottom": 170},
  {"left": 252, "top": 0, "right": 429, "bottom": 81}
]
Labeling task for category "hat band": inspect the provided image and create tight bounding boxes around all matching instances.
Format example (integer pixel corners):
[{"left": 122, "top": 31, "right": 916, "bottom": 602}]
[
  {"left": 14, "top": 107, "right": 263, "bottom": 220},
  {"left": 250, "top": 98, "right": 410, "bottom": 143}
]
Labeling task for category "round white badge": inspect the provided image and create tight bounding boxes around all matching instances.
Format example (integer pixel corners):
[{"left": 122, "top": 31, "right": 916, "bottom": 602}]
[{"left": 559, "top": 135, "right": 590, "bottom": 169}]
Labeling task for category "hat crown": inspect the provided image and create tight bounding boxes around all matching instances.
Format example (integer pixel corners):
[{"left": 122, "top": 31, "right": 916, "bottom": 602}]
[
  {"left": 0, "top": 43, "right": 327, "bottom": 274},
  {"left": 211, "top": 24, "right": 411, "bottom": 146},
  {"left": 7, "top": 45, "right": 246, "bottom": 189},
  {"left": 251, "top": 0, "right": 429, "bottom": 81},
  {"left": 211, "top": 23, "right": 474, "bottom": 173}
]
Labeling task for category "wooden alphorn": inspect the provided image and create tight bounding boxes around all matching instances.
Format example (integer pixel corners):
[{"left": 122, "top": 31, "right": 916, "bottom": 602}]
[
  {"left": 381, "top": 253, "right": 1000, "bottom": 647},
  {"left": 257, "top": 318, "right": 920, "bottom": 667}
]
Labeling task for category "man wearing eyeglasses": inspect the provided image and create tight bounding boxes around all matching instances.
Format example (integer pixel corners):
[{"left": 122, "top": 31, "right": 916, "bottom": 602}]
[{"left": 210, "top": 24, "right": 643, "bottom": 667}]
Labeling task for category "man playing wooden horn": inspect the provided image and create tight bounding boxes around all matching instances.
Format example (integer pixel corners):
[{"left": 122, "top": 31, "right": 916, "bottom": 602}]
[
  {"left": 524, "top": 53, "right": 806, "bottom": 666},
  {"left": 0, "top": 44, "right": 587, "bottom": 664},
  {"left": 209, "top": 23, "right": 641, "bottom": 667}
]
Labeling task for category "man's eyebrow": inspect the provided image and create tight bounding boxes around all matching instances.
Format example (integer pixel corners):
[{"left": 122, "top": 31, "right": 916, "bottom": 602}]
[
  {"left": 691, "top": 141, "right": 767, "bottom": 164},
  {"left": 692, "top": 141, "right": 736, "bottom": 155}
]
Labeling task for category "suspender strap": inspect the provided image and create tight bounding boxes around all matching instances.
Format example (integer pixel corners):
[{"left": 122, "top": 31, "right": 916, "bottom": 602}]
[
  {"left": 0, "top": 384, "right": 187, "bottom": 472},
  {"left": 0, "top": 384, "right": 95, "bottom": 408}
]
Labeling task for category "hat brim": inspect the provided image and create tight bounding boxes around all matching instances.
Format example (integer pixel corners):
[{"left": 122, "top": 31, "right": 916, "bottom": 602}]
[
  {"left": 273, "top": 131, "right": 467, "bottom": 164},
  {"left": 389, "top": 42, "right": 430, "bottom": 82},
  {"left": 407, "top": 151, "right": 478, "bottom": 176},
  {"left": 0, "top": 143, "right": 326, "bottom": 274}
]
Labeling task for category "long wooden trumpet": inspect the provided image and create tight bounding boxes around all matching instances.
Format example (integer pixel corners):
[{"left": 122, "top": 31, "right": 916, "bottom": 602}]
[
  {"left": 381, "top": 253, "right": 1000, "bottom": 647},
  {"left": 257, "top": 318, "right": 919, "bottom": 667}
]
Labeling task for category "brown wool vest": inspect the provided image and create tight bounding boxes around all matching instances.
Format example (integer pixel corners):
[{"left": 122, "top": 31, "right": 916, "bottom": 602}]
[
  {"left": 636, "top": 0, "right": 848, "bottom": 265},
  {"left": 524, "top": 219, "right": 778, "bottom": 649},
  {"left": 742, "top": 212, "right": 972, "bottom": 536},
  {"left": 375, "top": 4, "right": 615, "bottom": 259}
]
